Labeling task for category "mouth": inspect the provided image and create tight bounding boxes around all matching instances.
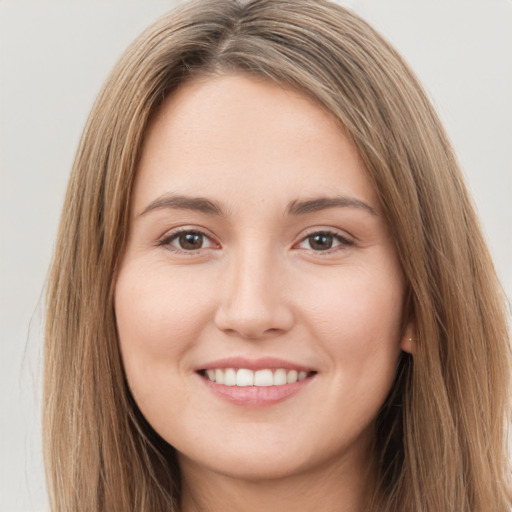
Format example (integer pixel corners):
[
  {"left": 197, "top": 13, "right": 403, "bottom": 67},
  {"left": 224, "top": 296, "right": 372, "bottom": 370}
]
[
  {"left": 196, "top": 359, "right": 317, "bottom": 406},
  {"left": 195, "top": 357, "right": 317, "bottom": 405},
  {"left": 199, "top": 367, "right": 315, "bottom": 387}
]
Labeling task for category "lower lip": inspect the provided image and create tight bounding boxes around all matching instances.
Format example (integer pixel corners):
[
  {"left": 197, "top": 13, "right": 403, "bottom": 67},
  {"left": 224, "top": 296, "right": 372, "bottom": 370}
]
[{"left": 199, "top": 374, "right": 315, "bottom": 406}]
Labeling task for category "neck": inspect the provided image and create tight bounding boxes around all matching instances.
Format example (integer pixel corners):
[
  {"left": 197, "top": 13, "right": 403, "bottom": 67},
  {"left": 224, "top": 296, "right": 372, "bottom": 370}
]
[{"left": 179, "top": 441, "right": 378, "bottom": 512}]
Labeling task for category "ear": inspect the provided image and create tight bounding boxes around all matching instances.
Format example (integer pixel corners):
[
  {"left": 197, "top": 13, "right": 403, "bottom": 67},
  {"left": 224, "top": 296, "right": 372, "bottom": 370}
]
[{"left": 400, "top": 319, "right": 416, "bottom": 354}]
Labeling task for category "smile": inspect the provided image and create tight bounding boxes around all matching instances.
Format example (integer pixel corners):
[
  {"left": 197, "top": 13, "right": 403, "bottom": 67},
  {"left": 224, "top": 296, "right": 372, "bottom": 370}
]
[{"left": 202, "top": 368, "right": 312, "bottom": 386}]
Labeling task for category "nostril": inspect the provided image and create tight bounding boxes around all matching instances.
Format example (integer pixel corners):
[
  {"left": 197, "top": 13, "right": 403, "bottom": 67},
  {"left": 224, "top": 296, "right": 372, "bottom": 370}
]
[{"left": 213, "top": 279, "right": 295, "bottom": 338}]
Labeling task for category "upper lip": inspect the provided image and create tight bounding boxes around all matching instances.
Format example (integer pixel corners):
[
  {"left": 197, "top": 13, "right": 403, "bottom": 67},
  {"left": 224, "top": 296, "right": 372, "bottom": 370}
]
[{"left": 197, "top": 356, "right": 315, "bottom": 373}]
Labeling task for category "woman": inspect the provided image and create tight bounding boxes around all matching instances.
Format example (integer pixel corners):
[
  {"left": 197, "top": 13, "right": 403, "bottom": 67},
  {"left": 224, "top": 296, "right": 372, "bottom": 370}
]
[{"left": 43, "top": 0, "right": 511, "bottom": 510}]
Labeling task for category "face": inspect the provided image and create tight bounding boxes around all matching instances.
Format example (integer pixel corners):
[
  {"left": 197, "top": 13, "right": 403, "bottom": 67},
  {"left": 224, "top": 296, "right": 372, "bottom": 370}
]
[{"left": 115, "top": 74, "right": 411, "bottom": 483}]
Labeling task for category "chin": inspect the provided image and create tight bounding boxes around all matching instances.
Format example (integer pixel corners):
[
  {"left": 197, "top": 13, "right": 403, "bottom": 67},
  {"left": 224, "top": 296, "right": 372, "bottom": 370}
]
[
  {"left": 173, "top": 423, "right": 373, "bottom": 485},
  {"left": 179, "top": 448, "right": 314, "bottom": 482}
]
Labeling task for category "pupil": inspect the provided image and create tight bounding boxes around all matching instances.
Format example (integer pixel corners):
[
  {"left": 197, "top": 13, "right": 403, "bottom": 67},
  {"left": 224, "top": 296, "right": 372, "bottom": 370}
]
[
  {"left": 180, "top": 232, "right": 203, "bottom": 250},
  {"left": 310, "top": 234, "right": 332, "bottom": 250}
]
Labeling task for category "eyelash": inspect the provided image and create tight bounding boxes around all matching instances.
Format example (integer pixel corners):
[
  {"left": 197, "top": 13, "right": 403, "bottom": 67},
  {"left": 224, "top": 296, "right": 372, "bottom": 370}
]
[
  {"left": 296, "top": 230, "right": 354, "bottom": 253},
  {"left": 158, "top": 228, "right": 354, "bottom": 254},
  {"left": 158, "top": 228, "right": 218, "bottom": 254}
]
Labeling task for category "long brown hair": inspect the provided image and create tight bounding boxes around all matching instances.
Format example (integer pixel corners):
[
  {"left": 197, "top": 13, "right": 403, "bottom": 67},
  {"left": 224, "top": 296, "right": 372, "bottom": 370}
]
[{"left": 44, "top": 1, "right": 511, "bottom": 510}]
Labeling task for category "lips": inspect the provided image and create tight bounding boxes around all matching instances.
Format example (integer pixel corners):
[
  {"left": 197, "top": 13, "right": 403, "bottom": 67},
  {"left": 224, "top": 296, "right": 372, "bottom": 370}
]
[{"left": 196, "top": 357, "right": 316, "bottom": 406}]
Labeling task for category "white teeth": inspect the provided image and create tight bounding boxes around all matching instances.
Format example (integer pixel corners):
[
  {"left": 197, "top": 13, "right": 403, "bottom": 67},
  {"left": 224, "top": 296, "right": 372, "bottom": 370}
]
[
  {"left": 236, "top": 368, "right": 254, "bottom": 386},
  {"left": 287, "top": 369, "right": 298, "bottom": 383},
  {"left": 274, "top": 369, "right": 287, "bottom": 386},
  {"left": 224, "top": 368, "right": 237, "bottom": 386},
  {"left": 204, "top": 368, "right": 312, "bottom": 386},
  {"left": 254, "top": 369, "right": 273, "bottom": 386}
]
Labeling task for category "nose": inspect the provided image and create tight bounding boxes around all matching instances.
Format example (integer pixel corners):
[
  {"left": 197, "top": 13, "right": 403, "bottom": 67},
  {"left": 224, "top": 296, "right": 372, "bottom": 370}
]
[{"left": 214, "top": 247, "right": 295, "bottom": 339}]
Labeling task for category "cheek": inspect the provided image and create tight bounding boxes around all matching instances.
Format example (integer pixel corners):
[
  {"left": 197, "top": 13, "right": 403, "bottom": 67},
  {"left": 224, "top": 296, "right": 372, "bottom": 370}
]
[
  {"left": 299, "top": 264, "right": 404, "bottom": 387},
  {"left": 114, "top": 262, "right": 212, "bottom": 403}
]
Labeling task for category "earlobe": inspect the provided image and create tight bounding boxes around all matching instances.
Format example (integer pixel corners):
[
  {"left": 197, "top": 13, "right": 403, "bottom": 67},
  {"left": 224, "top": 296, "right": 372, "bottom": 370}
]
[{"left": 400, "top": 322, "right": 415, "bottom": 354}]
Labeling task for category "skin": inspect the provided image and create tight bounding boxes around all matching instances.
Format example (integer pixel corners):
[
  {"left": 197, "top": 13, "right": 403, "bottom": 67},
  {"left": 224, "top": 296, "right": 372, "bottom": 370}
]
[{"left": 115, "top": 74, "right": 413, "bottom": 512}]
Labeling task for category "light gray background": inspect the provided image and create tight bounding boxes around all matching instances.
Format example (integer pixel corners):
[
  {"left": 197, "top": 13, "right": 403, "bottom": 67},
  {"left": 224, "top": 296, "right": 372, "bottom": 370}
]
[{"left": 1, "top": 1, "right": 511, "bottom": 510}]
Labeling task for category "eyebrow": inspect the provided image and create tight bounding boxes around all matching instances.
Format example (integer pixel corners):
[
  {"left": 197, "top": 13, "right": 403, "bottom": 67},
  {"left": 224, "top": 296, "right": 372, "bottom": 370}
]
[
  {"left": 140, "top": 194, "right": 224, "bottom": 216},
  {"left": 140, "top": 193, "right": 377, "bottom": 217},
  {"left": 286, "top": 196, "right": 377, "bottom": 216}
]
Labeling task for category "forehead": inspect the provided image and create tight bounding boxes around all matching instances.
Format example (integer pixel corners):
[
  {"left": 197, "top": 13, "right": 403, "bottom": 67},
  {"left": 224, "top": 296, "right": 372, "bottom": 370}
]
[{"left": 134, "top": 73, "right": 379, "bottom": 215}]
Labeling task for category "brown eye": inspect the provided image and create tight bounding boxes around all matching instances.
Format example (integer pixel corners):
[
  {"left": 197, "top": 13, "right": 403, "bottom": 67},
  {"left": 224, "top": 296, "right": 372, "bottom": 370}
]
[
  {"left": 297, "top": 231, "right": 353, "bottom": 252},
  {"left": 178, "top": 232, "right": 204, "bottom": 250},
  {"left": 308, "top": 233, "right": 334, "bottom": 250},
  {"left": 161, "top": 230, "right": 216, "bottom": 252}
]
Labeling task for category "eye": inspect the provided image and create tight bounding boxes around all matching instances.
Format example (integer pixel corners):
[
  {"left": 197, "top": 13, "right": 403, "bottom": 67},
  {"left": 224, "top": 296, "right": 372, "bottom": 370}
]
[
  {"left": 297, "top": 231, "right": 353, "bottom": 252},
  {"left": 160, "top": 229, "right": 217, "bottom": 252}
]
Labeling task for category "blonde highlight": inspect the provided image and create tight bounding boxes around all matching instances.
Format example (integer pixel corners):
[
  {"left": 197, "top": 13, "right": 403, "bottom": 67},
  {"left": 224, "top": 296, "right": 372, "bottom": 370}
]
[{"left": 44, "top": 1, "right": 511, "bottom": 510}]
